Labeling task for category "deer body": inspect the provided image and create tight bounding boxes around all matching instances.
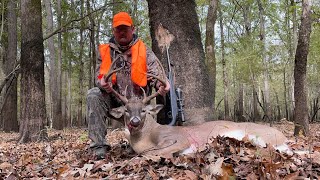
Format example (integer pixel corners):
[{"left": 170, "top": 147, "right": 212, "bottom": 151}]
[
  {"left": 105, "top": 60, "right": 289, "bottom": 157},
  {"left": 125, "top": 113, "right": 288, "bottom": 157},
  {"left": 111, "top": 102, "right": 289, "bottom": 157}
]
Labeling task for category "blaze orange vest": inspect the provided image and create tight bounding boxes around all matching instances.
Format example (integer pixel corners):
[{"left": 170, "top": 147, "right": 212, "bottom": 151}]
[{"left": 98, "top": 40, "right": 147, "bottom": 87}]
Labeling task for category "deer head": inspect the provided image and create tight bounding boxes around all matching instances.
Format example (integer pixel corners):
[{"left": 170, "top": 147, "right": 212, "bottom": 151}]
[{"left": 104, "top": 57, "right": 167, "bottom": 134}]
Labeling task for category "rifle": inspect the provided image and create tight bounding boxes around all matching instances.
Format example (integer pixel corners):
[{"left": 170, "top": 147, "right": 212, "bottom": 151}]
[{"left": 165, "top": 45, "right": 185, "bottom": 126}]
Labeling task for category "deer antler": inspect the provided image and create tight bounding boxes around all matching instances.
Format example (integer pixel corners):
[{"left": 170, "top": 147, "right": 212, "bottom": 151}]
[
  {"left": 103, "top": 56, "right": 128, "bottom": 104},
  {"left": 142, "top": 73, "right": 167, "bottom": 104}
]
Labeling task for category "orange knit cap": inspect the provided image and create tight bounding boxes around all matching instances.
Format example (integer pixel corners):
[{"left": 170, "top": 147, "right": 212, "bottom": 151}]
[{"left": 113, "top": 12, "right": 133, "bottom": 28}]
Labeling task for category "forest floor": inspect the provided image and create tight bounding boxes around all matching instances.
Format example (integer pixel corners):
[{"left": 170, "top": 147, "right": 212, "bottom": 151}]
[{"left": 0, "top": 121, "right": 320, "bottom": 179}]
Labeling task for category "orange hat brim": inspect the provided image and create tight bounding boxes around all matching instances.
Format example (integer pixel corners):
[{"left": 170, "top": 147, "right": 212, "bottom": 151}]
[{"left": 113, "top": 21, "right": 132, "bottom": 28}]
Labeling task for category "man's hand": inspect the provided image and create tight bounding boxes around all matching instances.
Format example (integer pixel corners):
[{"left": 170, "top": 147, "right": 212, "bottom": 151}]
[
  {"left": 100, "top": 78, "right": 113, "bottom": 93},
  {"left": 157, "top": 80, "right": 170, "bottom": 96}
]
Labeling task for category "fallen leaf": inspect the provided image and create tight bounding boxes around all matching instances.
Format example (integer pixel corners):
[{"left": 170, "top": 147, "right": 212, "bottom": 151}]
[
  {"left": 310, "top": 151, "right": 320, "bottom": 165},
  {"left": 283, "top": 171, "right": 299, "bottom": 180},
  {"left": 208, "top": 157, "right": 224, "bottom": 176},
  {"left": 0, "top": 162, "right": 13, "bottom": 171},
  {"left": 184, "top": 170, "right": 197, "bottom": 180}
]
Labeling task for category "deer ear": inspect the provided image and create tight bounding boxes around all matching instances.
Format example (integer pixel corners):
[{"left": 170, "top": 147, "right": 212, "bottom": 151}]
[
  {"left": 110, "top": 106, "right": 125, "bottom": 118},
  {"left": 145, "top": 104, "right": 164, "bottom": 115}
]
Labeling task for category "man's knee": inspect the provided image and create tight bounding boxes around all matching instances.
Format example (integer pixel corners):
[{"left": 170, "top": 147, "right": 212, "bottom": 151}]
[
  {"left": 87, "top": 87, "right": 102, "bottom": 99},
  {"left": 87, "top": 87, "right": 106, "bottom": 106}
]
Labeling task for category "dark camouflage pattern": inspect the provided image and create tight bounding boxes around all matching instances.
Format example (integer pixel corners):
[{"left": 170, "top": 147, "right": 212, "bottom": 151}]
[{"left": 87, "top": 37, "right": 167, "bottom": 149}]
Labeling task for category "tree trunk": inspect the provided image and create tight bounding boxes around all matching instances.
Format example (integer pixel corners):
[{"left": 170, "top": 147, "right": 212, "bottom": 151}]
[
  {"left": 132, "top": 0, "right": 138, "bottom": 35},
  {"left": 57, "top": 0, "right": 63, "bottom": 128},
  {"left": 77, "top": 0, "right": 85, "bottom": 127},
  {"left": 257, "top": 0, "right": 271, "bottom": 124},
  {"left": 19, "top": 0, "right": 47, "bottom": 143},
  {"left": 68, "top": 45, "right": 72, "bottom": 126},
  {"left": 284, "top": 0, "right": 290, "bottom": 121},
  {"left": 44, "top": 0, "right": 63, "bottom": 130},
  {"left": 147, "top": 0, "right": 214, "bottom": 124},
  {"left": 283, "top": 69, "right": 289, "bottom": 120},
  {"left": 204, "top": 0, "right": 218, "bottom": 113},
  {"left": 293, "top": 0, "right": 312, "bottom": 136},
  {"left": 237, "top": 83, "right": 246, "bottom": 122},
  {"left": 218, "top": 1, "right": 230, "bottom": 120},
  {"left": 2, "top": 0, "right": 18, "bottom": 132},
  {"left": 237, "top": 1, "right": 251, "bottom": 122},
  {"left": 252, "top": 78, "right": 260, "bottom": 121},
  {"left": 87, "top": 0, "right": 97, "bottom": 90},
  {"left": 290, "top": 0, "right": 298, "bottom": 121}
]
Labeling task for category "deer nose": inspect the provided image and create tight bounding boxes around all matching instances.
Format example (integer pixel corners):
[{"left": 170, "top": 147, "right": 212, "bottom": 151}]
[{"left": 130, "top": 116, "right": 141, "bottom": 127}]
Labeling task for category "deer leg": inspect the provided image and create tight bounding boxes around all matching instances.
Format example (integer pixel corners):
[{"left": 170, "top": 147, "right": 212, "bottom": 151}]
[{"left": 144, "top": 137, "right": 190, "bottom": 157}]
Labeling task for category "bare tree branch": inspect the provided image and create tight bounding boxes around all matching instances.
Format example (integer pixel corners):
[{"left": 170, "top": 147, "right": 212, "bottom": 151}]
[
  {"left": 43, "top": 2, "right": 123, "bottom": 40},
  {"left": 0, "top": 63, "right": 20, "bottom": 94}
]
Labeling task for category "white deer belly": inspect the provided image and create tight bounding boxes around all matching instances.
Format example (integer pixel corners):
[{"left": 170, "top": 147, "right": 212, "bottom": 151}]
[{"left": 221, "top": 130, "right": 266, "bottom": 147}]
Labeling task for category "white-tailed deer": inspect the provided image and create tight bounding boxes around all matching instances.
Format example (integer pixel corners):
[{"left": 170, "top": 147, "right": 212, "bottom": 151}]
[{"left": 104, "top": 59, "right": 289, "bottom": 157}]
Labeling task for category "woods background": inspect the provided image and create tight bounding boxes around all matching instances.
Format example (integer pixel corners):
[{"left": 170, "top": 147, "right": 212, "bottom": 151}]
[{"left": 0, "top": 0, "right": 319, "bottom": 141}]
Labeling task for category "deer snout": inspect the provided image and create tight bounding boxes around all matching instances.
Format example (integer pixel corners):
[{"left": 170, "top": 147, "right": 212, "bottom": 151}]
[{"left": 130, "top": 116, "right": 141, "bottom": 127}]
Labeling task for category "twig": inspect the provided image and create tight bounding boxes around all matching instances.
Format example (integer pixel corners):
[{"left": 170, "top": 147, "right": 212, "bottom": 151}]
[
  {"left": 0, "top": 63, "right": 20, "bottom": 94},
  {"left": 103, "top": 155, "right": 139, "bottom": 179}
]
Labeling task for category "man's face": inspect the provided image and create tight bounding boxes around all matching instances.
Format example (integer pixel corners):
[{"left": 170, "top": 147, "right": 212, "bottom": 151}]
[{"left": 113, "top": 25, "right": 134, "bottom": 46}]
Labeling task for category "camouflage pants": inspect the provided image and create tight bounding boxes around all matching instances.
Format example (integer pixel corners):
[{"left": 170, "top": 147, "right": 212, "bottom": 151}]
[{"left": 86, "top": 87, "right": 122, "bottom": 149}]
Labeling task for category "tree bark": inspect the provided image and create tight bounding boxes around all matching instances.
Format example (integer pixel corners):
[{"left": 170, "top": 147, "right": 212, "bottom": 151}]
[
  {"left": 19, "top": 0, "right": 47, "bottom": 143},
  {"left": 293, "top": 0, "right": 312, "bottom": 136},
  {"left": 1, "top": 0, "right": 18, "bottom": 132},
  {"left": 204, "top": 0, "right": 218, "bottom": 113},
  {"left": 147, "top": 0, "right": 214, "bottom": 124},
  {"left": 218, "top": 1, "right": 230, "bottom": 120}
]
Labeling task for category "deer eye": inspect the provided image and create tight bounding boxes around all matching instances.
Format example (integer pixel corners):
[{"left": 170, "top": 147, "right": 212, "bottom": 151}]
[{"left": 141, "top": 109, "right": 146, "bottom": 113}]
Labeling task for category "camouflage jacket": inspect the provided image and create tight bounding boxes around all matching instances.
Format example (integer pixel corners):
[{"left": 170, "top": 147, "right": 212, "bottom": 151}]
[{"left": 95, "top": 35, "right": 167, "bottom": 99}]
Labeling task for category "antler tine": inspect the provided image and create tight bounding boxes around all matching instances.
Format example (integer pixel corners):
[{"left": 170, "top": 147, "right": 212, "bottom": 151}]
[
  {"left": 142, "top": 73, "right": 167, "bottom": 104},
  {"left": 103, "top": 56, "right": 128, "bottom": 104},
  {"left": 147, "top": 73, "right": 167, "bottom": 87},
  {"left": 140, "top": 87, "right": 147, "bottom": 99},
  {"left": 104, "top": 56, "right": 123, "bottom": 81}
]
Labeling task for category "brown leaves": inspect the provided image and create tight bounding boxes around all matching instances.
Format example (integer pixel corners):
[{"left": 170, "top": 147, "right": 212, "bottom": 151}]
[{"left": 0, "top": 124, "right": 320, "bottom": 179}]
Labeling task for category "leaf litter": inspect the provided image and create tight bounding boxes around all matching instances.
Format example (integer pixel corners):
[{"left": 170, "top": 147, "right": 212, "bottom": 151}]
[{"left": 0, "top": 122, "right": 319, "bottom": 179}]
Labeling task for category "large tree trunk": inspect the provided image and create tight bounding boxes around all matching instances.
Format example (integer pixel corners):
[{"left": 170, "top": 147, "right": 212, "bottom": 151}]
[
  {"left": 147, "top": 0, "right": 214, "bottom": 124},
  {"left": 218, "top": 1, "right": 230, "bottom": 120},
  {"left": 19, "top": 0, "right": 47, "bottom": 143},
  {"left": 293, "top": 0, "right": 312, "bottom": 136},
  {"left": 2, "top": 0, "right": 18, "bottom": 132},
  {"left": 204, "top": 0, "right": 218, "bottom": 113}
]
